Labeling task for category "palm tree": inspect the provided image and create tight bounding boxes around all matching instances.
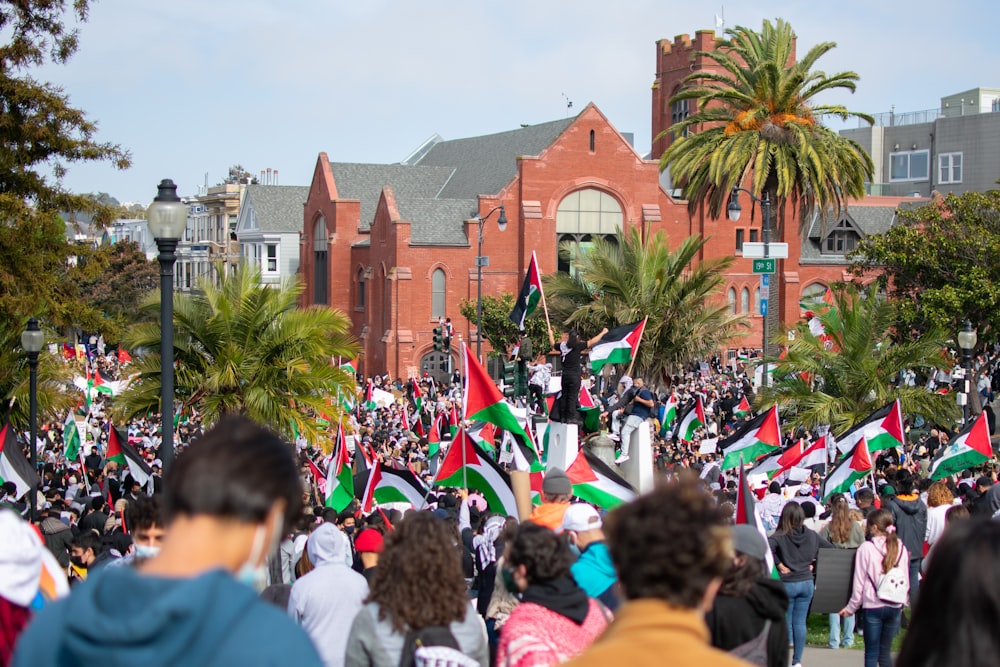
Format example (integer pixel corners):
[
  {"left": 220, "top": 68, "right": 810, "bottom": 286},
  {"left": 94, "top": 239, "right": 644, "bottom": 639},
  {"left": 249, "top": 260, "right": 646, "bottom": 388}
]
[
  {"left": 114, "top": 263, "right": 359, "bottom": 442},
  {"left": 659, "top": 18, "right": 874, "bottom": 225},
  {"left": 756, "top": 285, "right": 958, "bottom": 436},
  {"left": 0, "top": 325, "right": 74, "bottom": 429},
  {"left": 545, "top": 227, "right": 745, "bottom": 385}
]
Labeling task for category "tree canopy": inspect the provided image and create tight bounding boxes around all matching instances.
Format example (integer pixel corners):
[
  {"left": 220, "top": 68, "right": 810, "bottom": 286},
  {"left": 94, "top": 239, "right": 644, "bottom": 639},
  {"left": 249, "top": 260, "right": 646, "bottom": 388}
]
[
  {"left": 851, "top": 190, "right": 1000, "bottom": 347},
  {"left": 458, "top": 293, "right": 552, "bottom": 359},
  {"left": 544, "top": 227, "right": 744, "bottom": 385},
  {"left": 756, "top": 285, "right": 959, "bottom": 435}
]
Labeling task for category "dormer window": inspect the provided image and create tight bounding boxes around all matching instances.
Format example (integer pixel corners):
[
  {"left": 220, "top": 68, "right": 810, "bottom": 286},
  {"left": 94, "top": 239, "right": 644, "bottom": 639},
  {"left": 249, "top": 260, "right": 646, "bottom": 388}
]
[{"left": 823, "top": 218, "right": 861, "bottom": 254}]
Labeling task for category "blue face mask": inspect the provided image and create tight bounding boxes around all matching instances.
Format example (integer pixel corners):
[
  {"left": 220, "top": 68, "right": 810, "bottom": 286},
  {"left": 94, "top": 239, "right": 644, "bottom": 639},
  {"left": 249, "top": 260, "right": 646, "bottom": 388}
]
[
  {"left": 134, "top": 544, "right": 160, "bottom": 560},
  {"left": 235, "top": 517, "right": 282, "bottom": 593},
  {"left": 568, "top": 540, "right": 581, "bottom": 558}
]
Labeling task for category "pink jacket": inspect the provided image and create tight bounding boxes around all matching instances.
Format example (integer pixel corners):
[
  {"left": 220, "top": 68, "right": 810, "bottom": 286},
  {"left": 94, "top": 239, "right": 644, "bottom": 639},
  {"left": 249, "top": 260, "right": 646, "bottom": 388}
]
[{"left": 843, "top": 536, "right": 910, "bottom": 614}]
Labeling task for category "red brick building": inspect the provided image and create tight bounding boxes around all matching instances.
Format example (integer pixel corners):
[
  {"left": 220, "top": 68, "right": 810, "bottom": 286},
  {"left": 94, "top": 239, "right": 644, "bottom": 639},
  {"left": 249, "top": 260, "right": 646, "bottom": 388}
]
[{"left": 300, "top": 29, "right": 916, "bottom": 381}]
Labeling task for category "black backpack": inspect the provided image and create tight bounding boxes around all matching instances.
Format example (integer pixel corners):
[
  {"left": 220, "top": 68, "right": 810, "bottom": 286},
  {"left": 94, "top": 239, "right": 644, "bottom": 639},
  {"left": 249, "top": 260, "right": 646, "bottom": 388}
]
[{"left": 729, "top": 619, "right": 771, "bottom": 667}]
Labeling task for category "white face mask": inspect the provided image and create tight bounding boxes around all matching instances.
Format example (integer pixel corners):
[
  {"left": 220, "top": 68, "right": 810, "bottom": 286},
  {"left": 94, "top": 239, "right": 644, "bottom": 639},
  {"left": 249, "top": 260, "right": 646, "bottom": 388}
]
[
  {"left": 134, "top": 544, "right": 160, "bottom": 560},
  {"left": 235, "top": 516, "right": 282, "bottom": 593}
]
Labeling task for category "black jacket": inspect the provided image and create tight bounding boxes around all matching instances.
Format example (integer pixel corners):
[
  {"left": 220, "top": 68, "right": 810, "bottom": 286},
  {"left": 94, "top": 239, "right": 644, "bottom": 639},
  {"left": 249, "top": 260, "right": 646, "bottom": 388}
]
[
  {"left": 768, "top": 528, "right": 833, "bottom": 582},
  {"left": 707, "top": 577, "right": 790, "bottom": 667},
  {"left": 887, "top": 495, "right": 928, "bottom": 560},
  {"left": 40, "top": 517, "right": 74, "bottom": 568}
]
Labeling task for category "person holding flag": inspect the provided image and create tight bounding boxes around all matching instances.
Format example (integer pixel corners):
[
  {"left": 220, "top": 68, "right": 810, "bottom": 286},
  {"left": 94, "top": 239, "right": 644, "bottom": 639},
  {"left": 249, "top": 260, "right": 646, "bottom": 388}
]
[{"left": 552, "top": 328, "right": 607, "bottom": 425}]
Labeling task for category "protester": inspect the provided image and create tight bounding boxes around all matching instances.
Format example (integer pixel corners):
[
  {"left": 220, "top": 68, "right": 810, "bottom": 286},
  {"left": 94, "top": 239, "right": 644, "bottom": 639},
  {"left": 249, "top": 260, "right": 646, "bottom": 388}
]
[
  {"left": 496, "top": 522, "right": 609, "bottom": 666},
  {"left": 885, "top": 471, "right": 926, "bottom": 608},
  {"left": 560, "top": 503, "right": 621, "bottom": 611},
  {"left": 839, "top": 509, "right": 910, "bottom": 667},
  {"left": 819, "top": 493, "right": 865, "bottom": 650},
  {"left": 768, "top": 502, "right": 832, "bottom": 667},
  {"left": 345, "top": 512, "right": 488, "bottom": 667},
  {"left": 616, "top": 377, "right": 653, "bottom": 464},
  {"left": 923, "top": 481, "right": 953, "bottom": 550},
  {"left": 565, "top": 477, "right": 745, "bottom": 667},
  {"left": 706, "top": 524, "right": 789, "bottom": 667},
  {"left": 289, "top": 523, "right": 369, "bottom": 667},
  {"left": 38, "top": 504, "right": 74, "bottom": 568},
  {"left": 895, "top": 519, "right": 1000, "bottom": 667},
  {"left": 353, "top": 528, "right": 383, "bottom": 585},
  {"left": 12, "top": 415, "right": 324, "bottom": 667},
  {"left": 528, "top": 468, "right": 573, "bottom": 530},
  {"left": 552, "top": 329, "right": 606, "bottom": 424}
]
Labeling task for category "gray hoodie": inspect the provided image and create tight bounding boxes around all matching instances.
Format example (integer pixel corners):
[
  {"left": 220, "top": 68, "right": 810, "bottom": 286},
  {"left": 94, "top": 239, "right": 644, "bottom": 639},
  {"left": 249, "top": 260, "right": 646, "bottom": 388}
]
[{"left": 289, "top": 524, "right": 369, "bottom": 667}]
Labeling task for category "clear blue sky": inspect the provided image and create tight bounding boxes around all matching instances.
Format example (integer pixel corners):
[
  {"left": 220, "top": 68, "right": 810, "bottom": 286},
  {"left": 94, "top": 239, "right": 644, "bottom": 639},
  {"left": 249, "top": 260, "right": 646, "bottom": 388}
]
[{"left": 42, "top": 0, "right": 999, "bottom": 204}]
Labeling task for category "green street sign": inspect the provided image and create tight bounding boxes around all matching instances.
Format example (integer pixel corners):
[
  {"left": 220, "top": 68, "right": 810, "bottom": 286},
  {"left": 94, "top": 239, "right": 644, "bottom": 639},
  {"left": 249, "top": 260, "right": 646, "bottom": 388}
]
[{"left": 752, "top": 258, "right": 776, "bottom": 274}]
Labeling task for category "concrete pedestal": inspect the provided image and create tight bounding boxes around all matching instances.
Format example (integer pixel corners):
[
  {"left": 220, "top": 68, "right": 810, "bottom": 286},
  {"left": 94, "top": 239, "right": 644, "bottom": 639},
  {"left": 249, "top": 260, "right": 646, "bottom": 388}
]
[
  {"left": 584, "top": 433, "right": 617, "bottom": 470},
  {"left": 545, "top": 421, "right": 579, "bottom": 472},
  {"left": 620, "top": 421, "right": 654, "bottom": 494}
]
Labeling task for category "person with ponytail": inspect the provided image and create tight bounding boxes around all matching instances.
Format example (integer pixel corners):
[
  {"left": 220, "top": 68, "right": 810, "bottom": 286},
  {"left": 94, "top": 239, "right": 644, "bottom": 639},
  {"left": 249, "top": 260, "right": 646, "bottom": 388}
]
[{"left": 839, "top": 509, "right": 910, "bottom": 667}]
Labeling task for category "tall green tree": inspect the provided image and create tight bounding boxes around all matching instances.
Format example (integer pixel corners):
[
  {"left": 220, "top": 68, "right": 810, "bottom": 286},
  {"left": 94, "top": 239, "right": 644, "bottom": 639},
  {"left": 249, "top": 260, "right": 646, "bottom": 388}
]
[
  {"left": 851, "top": 190, "right": 1000, "bottom": 347},
  {"left": 658, "top": 18, "right": 873, "bottom": 225},
  {"left": 458, "top": 293, "right": 552, "bottom": 359},
  {"left": 77, "top": 240, "right": 159, "bottom": 342},
  {"left": 0, "top": 327, "right": 75, "bottom": 429},
  {"left": 544, "top": 227, "right": 744, "bottom": 385},
  {"left": 114, "top": 264, "right": 360, "bottom": 441},
  {"left": 756, "top": 285, "right": 958, "bottom": 435}
]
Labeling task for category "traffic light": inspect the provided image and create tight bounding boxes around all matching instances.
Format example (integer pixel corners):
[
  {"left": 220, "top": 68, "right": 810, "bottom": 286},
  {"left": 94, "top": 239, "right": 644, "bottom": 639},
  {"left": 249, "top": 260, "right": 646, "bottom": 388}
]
[
  {"left": 433, "top": 326, "right": 444, "bottom": 351},
  {"left": 503, "top": 362, "right": 516, "bottom": 398}
]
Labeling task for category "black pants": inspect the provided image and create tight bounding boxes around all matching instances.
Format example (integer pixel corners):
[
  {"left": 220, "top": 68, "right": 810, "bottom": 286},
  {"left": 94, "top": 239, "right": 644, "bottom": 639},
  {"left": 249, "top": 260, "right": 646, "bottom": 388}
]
[{"left": 556, "top": 374, "right": 582, "bottom": 423}]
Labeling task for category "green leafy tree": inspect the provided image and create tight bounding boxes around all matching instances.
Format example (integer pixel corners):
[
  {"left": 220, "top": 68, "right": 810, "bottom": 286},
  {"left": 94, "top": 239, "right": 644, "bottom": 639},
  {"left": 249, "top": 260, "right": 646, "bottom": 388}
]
[
  {"left": 458, "top": 293, "right": 552, "bottom": 359},
  {"left": 756, "top": 285, "right": 958, "bottom": 435},
  {"left": 851, "top": 191, "right": 1000, "bottom": 346},
  {"left": 544, "top": 227, "right": 744, "bottom": 385},
  {"left": 77, "top": 240, "right": 159, "bottom": 342},
  {"left": 658, "top": 18, "right": 873, "bottom": 224},
  {"left": 114, "top": 264, "right": 359, "bottom": 441},
  {"left": 0, "top": 327, "right": 75, "bottom": 428}
]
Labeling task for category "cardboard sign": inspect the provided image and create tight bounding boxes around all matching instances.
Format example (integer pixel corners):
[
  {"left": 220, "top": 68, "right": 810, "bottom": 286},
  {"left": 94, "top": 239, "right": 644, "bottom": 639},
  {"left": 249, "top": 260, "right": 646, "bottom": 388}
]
[{"left": 811, "top": 547, "right": 857, "bottom": 615}]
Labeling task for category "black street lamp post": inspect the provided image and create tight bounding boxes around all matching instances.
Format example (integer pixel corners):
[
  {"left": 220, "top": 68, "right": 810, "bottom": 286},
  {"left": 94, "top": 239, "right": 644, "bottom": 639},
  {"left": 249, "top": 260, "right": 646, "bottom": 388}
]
[
  {"left": 474, "top": 205, "right": 508, "bottom": 361},
  {"left": 958, "top": 320, "right": 978, "bottom": 424},
  {"left": 21, "top": 318, "right": 44, "bottom": 523},
  {"left": 147, "top": 179, "right": 187, "bottom": 472},
  {"left": 728, "top": 187, "right": 773, "bottom": 385}
]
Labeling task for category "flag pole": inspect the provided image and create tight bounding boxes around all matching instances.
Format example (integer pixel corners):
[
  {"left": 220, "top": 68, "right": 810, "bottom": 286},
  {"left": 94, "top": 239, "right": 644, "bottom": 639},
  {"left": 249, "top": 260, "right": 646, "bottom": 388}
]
[
  {"left": 625, "top": 317, "right": 649, "bottom": 377},
  {"left": 535, "top": 251, "right": 556, "bottom": 348}
]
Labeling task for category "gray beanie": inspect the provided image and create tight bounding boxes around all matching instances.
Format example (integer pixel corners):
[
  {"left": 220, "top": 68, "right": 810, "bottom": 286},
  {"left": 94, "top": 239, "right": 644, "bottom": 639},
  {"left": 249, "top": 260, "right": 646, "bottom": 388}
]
[
  {"left": 542, "top": 467, "right": 572, "bottom": 496},
  {"left": 731, "top": 524, "right": 767, "bottom": 561}
]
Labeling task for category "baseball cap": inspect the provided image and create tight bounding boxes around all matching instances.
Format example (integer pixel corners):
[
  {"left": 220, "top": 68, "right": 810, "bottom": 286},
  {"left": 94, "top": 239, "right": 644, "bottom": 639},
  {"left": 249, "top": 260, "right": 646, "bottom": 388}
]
[
  {"left": 354, "top": 528, "right": 384, "bottom": 554},
  {"left": 559, "top": 503, "right": 602, "bottom": 534}
]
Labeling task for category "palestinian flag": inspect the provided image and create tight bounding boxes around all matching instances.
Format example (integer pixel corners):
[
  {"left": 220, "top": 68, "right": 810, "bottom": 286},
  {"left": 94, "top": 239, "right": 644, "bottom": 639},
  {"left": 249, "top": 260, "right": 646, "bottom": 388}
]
[
  {"left": 462, "top": 342, "right": 540, "bottom": 469},
  {"left": 589, "top": 319, "right": 646, "bottom": 373},
  {"left": 307, "top": 457, "right": 326, "bottom": 496},
  {"left": 363, "top": 381, "right": 375, "bottom": 411},
  {"left": 578, "top": 383, "right": 602, "bottom": 433},
  {"left": 734, "top": 396, "right": 752, "bottom": 418},
  {"left": 427, "top": 414, "right": 443, "bottom": 459},
  {"left": 508, "top": 250, "right": 543, "bottom": 330},
  {"left": 63, "top": 412, "right": 82, "bottom": 461},
  {"left": 434, "top": 428, "right": 518, "bottom": 517},
  {"left": 719, "top": 406, "right": 782, "bottom": 470},
  {"left": 930, "top": 412, "right": 993, "bottom": 480},
  {"left": 736, "top": 462, "right": 778, "bottom": 577},
  {"left": 673, "top": 397, "right": 707, "bottom": 442},
  {"left": 118, "top": 348, "right": 133, "bottom": 364},
  {"left": 106, "top": 425, "right": 152, "bottom": 488},
  {"left": 412, "top": 380, "right": 423, "bottom": 413},
  {"left": 795, "top": 435, "right": 831, "bottom": 469},
  {"left": 566, "top": 449, "right": 636, "bottom": 509},
  {"left": 822, "top": 437, "right": 873, "bottom": 500},
  {"left": 338, "top": 358, "right": 358, "bottom": 375},
  {"left": 400, "top": 408, "right": 411, "bottom": 435},
  {"left": 835, "top": 399, "right": 904, "bottom": 455},
  {"left": 369, "top": 464, "right": 427, "bottom": 508},
  {"left": 749, "top": 449, "right": 784, "bottom": 480},
  {"left": 657, "top": 395, "right": 678, "bottom": 436},
  {"left": 467, "top": 421, "right": 497, "bottom": 452},
  {"left": 326, "top": 425, "right": 355, "bottom": 511},
  {"left": 91, "top": 369, "right": 114, "bottom": 396},
  {"left": 0, "top": 423, "right": 40, "bottom": 500},
  {"left": 448, "top": 404, "right": 460, "bottom": 438}
]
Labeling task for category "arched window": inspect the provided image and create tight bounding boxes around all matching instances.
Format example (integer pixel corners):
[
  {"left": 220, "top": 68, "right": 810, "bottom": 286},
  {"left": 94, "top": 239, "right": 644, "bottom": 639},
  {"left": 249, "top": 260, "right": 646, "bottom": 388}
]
[
  {"left": 589, "top": 129, "right": 595, "bottom": 152},
  {"left": 357, "top": 268, "right": 366, "bottom": 309},
  {"left": 431, "top": 268, "right": 446, "bottom": 319},
  {"left": 313, "top": 217, "right": 328, "bottom": 305},
  {"left": 754, "top": 287, "right": 761, "bottom": 315},
  {"left": 728, "top": 288, "right": 737, "bottom": 314},
  {"left": 741, "top": 287, "right": 750, "bottom": 314},
  {"left": 556, "top": 188, "right": 623, "bottom": 276},
  {"left": 670, "top": 97, "right": 689, "bottom": 138},
  {"left": 799, "top": 283, "right": 828, "bottom": 313}
]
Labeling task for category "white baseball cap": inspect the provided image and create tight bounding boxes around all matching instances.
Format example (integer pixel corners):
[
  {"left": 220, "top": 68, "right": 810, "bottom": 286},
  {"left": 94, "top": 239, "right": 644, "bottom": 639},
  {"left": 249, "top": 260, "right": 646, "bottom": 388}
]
[{"left": 559, "top": 503, "right": 603, "bottom": 534}]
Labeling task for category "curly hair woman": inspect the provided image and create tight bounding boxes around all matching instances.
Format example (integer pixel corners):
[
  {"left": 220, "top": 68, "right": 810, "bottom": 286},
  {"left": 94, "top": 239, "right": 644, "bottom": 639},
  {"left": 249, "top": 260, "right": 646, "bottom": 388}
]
[
  {"left": 344, "top": 511, "right": 488, "bottom": 667},
  {"left": 496, "top": 522, "right": 609, "bottom": 667}
]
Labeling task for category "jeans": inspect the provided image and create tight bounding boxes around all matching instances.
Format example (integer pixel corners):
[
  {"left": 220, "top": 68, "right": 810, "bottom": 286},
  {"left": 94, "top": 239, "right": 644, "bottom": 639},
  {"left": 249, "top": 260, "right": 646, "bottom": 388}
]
[
  {"left": 783, "top": 579, "right": 814, "bottom": 664},
  {"left": 619, "top": 415, "right": 644, "bottom": 456},
  {"left": 908, "top": 557, "right": 922, "bottom": 608},
  {"left": 828, "top": 612, "right": 855, "bottom": 648},
  {"left": 862, "top": 605, "right": 902, "bottom": 667},
  {"left": 556, "top": 374, "right": 582, "bottom": 424}
]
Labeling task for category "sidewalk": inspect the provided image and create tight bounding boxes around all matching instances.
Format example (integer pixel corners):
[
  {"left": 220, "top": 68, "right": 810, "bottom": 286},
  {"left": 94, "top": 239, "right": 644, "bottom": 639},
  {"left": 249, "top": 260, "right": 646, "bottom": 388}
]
[{"left": 798, "top": 646, "right": 862, "bottom": 667}]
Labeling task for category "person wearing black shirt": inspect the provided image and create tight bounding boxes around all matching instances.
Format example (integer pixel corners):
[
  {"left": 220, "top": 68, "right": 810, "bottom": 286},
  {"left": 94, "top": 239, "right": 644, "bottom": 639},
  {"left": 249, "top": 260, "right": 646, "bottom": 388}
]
[{"left": 551, "top": 328, "right": 607, "bottom": 424}]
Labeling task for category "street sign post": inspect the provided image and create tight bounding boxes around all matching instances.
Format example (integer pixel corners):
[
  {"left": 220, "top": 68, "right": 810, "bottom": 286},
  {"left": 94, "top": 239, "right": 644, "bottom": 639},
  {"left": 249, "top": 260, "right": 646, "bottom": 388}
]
[
  {"left": 742, "top": 242, "right": 788, "bottom": 259},
  {"left": 752, "top": 258, "right": 776, "bottom": 274},
  {"left": 760, "top": 273, "right": 770, "bottom": 288},
  {"left": 760, "top": 299, "right": 769, "bottom": 316}
]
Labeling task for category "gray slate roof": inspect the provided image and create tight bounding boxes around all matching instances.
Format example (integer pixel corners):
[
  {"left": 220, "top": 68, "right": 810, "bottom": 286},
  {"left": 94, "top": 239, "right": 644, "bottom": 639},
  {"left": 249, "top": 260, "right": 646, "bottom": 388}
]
[
  {"left": 328, "top": 117, "right": 575, "bottom": 245},
  {"left": 413, "top": 118, "right": 575, "bottom": 199},
  {"left": 800, "top": 204, "right": 900, "bottom": 262},
  {"left": 244, "top": 185, "right": 310, "bottom": 233}
]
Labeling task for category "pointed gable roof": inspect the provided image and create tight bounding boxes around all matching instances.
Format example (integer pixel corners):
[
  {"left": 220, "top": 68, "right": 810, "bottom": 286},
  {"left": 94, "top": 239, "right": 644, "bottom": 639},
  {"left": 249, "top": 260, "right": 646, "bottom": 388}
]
[
  {"left": 242, "top": 185, "right": 310, "bottom": 233},
  {"left": 327, "top": 162, "right": 456, "bottom": 232}
]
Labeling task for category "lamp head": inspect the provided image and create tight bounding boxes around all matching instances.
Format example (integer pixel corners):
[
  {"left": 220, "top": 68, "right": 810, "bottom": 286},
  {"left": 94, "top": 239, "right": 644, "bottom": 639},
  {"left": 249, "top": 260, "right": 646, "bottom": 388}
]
[
  {"left": 497, "top": 205, "right": 508, "bottom": 232},
  {"left": 21, "top": 317, "right": 44, "bottom": 354},
  {"left": 727, "top": 189, "right": 742, "bottom": 222},
  {"left": 957, "top": 320, "right": 978, "bottom": 351},
  {"left": 147, "top": 179, "right": 187, "bottom": 241}
]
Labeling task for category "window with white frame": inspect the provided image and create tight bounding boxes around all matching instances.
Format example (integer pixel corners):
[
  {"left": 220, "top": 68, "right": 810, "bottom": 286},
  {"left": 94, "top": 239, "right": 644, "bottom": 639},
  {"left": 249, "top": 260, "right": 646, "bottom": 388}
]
[
  {"left": 431, "top": 268, "right": 446, "bottom": 319},
  {"left": 823, "top": 218, "right": 861, "bottom": 254},
  {"left": 727, "top": 287, "right": 737, "bottom": 314},
  {"left": 939, "top": 152, "right": 962, "bottom": 184},
  {"left": 741, "top": 287, "right": 750, "bottom": 314},
  {"left": 889, "top": 150, "right": 929, "bottom": 181},
  {"left": 265, "top": 243, "right": 278, "bottom": 272}
]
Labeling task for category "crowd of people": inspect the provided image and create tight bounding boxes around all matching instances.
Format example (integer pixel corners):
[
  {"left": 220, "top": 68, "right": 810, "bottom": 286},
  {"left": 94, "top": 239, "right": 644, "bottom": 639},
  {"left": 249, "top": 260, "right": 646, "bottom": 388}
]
[{"left": 3, "top": 338, "right": 1000, "bottom": 667}]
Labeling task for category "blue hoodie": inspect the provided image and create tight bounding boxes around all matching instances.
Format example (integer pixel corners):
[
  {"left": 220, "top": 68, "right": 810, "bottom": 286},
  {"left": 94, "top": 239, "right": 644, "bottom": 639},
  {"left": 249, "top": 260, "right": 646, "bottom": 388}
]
[
  {"left": 570, "top": 541, "right": 621, "bottom": 611},
  {"left": 13, "top": 566, "right": 322, "bottom": 667}
]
